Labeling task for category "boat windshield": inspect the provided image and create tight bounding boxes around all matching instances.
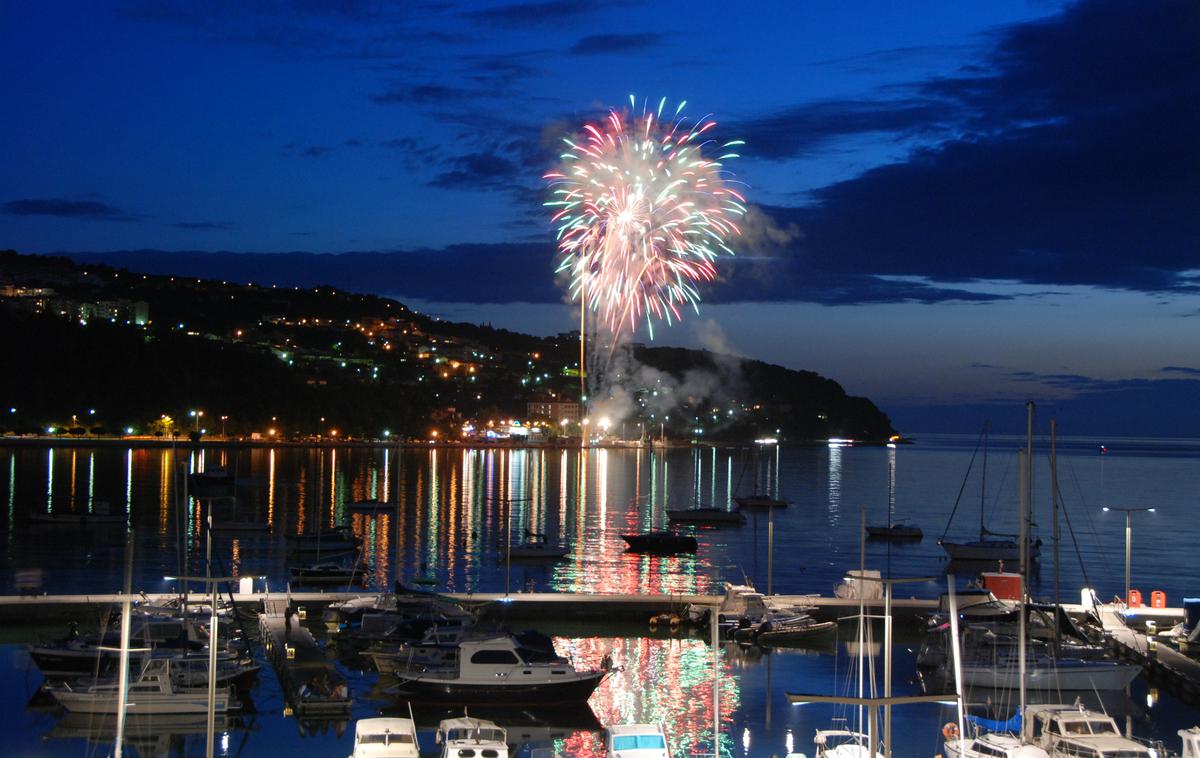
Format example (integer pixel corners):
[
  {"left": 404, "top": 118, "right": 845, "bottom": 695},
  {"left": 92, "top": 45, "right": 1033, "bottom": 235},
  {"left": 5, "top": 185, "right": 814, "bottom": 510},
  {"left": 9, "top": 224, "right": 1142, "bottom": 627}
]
[
  {"left": 448, "top": 728, "right": 505, "bottom": 743},
  {"left": 612, "top": 735, "right": 666, "bottom": 750},
  {"left": 360, "top": 733, "right": 414, "bottom": 745},
  {"left": 1062, "top": 719, "right": 1118, "bottom": 735}
]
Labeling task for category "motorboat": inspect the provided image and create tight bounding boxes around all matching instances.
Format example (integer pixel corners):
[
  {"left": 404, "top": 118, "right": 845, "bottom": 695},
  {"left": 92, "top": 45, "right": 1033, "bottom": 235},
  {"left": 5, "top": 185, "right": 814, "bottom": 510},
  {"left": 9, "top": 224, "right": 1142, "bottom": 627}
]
[
  {"left": 436, "top": 715, "right": 508, "bottom": 758},
  {"left": 367, "top": 627, "right": 555, "bottom": 675},
  {"left": 666, "top": 506, "right": 745, "bottom": 525},
  {"left": 323, "top": 591, "right": 467, "bottom": 635},
  {"left": 943, "top": 728, "right": 1048, "bottom": 758},
  {"left": 752, "top": 615, "right": 838, "bottom": 646},
  {"left": 30, "top": 613, "right": 218, "bottom": 679},
  {"left": 1181, "top": 727, "right": 1200, "bottom": 758},
  {"left": 388, "top": 632, "right": 609, "bottom": 704},
  {"left": 864, "top": 523, "right": 922, "bottom": 541},
  {"left": 44, "top": 656, "right": 235, "bottom": 714},
  {"left": 1023, "top": 703, "right": 1161, "bottom": 758},
  {"left": 606, "top": 723, "right": 669, "bottom": 758},
  {"left": 620, "top": 531, "right": 697, "bottom": 555},
  {"left": 349, "top": 717, "right": 420, "bottom": 758}
]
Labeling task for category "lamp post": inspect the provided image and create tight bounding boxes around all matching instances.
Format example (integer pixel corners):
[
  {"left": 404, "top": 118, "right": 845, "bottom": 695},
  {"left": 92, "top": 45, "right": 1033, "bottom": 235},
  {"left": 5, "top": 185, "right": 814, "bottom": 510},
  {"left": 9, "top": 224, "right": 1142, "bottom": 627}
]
[
  {"left": 220, "top": 415, "right": 228, "bottom": 437},
  {"left": 1102, "top": 506, "right": 1156, "bottom": 606}
]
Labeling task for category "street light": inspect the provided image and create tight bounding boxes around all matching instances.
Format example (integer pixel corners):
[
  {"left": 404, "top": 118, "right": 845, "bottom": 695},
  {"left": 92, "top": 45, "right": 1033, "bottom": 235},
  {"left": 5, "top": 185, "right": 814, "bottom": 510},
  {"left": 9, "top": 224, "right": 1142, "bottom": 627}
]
[
  {"left": 220, "top": 416, "right": 228, "bottom": 437},
  {"left": 1102, "top": 506, "right": 1156, "bottom": 606}
]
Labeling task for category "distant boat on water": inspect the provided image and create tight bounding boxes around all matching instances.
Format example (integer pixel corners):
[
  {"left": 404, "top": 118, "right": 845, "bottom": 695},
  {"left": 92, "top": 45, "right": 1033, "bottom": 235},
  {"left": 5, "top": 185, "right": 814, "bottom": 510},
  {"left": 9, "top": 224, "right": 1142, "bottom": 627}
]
[
  {"left": 621, "top": 531, "right": 698, "bottom": 555},
  {"left": 666, "top": 506, "right": 745, "bottom": 525}
]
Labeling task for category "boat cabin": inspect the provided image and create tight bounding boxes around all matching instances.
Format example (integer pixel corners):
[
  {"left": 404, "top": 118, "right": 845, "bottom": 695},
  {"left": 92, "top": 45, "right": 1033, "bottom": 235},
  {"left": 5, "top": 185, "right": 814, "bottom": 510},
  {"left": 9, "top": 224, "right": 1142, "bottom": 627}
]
[
  {"left": 436, "top": 716, "right": 508, "bottom": 758},
  {"left": 350, "top": 717, "right": 419, "bottom": 758},
  {"left": 1024, "top": 705, "right": 1155, "bottom": 758},
  {"left": 606, "top": 723, "right": 669, "bottom": 758}
]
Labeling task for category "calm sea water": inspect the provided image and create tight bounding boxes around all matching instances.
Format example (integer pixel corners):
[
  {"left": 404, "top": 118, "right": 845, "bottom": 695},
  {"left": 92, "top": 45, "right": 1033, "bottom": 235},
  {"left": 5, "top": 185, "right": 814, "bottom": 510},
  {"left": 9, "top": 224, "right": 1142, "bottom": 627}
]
[{"left": 1, "top": 436, "right": 1197, "bottom": 756}]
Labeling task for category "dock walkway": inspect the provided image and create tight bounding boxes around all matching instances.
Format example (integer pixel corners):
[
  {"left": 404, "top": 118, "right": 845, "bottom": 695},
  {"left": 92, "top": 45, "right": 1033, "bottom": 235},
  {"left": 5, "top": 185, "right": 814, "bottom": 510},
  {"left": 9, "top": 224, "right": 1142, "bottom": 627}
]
[
  {"left": 1099, "top": 604, "right": 1200, "bottom": 704},
  {"left": 259, "top": 595, "right": 351, "bottom": 718}
]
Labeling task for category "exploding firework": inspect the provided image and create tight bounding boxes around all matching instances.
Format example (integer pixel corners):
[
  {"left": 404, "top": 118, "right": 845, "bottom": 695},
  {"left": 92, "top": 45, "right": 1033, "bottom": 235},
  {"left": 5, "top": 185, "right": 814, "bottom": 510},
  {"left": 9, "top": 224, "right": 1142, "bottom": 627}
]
[{"left": 545, "top": 96, "right": 746, "bottom": 338}]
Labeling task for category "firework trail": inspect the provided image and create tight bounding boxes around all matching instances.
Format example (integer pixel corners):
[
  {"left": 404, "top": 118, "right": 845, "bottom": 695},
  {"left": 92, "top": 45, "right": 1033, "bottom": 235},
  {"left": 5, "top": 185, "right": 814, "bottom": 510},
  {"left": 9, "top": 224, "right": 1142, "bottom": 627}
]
[{"left": 545, "top": 96, "right": 746, "bottom": 340}]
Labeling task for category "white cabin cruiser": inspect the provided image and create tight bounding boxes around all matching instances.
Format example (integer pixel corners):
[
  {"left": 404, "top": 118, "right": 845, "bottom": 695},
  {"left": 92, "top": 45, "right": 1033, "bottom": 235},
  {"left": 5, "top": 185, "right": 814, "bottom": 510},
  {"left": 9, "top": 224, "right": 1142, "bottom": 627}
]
[
  {"left": 389, "top": 632, "right": 608, "bottom": 704},
  {"left": 349, "top": 717, "right": 420, "bottom": 758},
  {"left": 45, "top": 657, "right": 235, "bottom": 714},
  {"left": 606, "top": 723, "right": 669, "bottom": 758},
  {"left": 1023, "top": 704, "right": 1158, "bottom": 758},
  {"left": 436, "top": 716, "right": 508, "bottom": 758}
]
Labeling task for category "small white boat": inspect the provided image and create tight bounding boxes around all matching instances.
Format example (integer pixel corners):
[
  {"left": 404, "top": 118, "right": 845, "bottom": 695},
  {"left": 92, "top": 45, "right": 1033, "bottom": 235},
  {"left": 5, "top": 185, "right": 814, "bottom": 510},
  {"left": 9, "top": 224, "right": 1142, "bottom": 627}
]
[
  {"left": 508, "top": 535, "right": 570, "bottom": 560},
  {"left": 349, "top": 717, "right": 420, "bottom": 758},
  {"left": 943, "top": 729, "right": 1048, "bottom": 758},
  {"left": 812, "top": 728, "right": 884, "bottom": 758},
  {"left": 606, "top": 723, "right": 669, "bottom": 757},
  {"left": 436, "top": 715, "right": 508, "bottom": 758},
  {"left": 1181, "top": 727, "right": 1200, "bottom": 758},
  {"left": 45, "top": 657, "right": 235, "bottom": 714}
]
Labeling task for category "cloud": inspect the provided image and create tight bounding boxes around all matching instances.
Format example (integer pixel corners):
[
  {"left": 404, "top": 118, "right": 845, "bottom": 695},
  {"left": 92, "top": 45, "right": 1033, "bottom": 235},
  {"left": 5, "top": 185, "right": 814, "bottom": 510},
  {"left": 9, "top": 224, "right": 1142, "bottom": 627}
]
[
  {"left": 1162, "top": 366, "right": 1200, "bottom": 377},
  {"left": 371, "top": 83, "right": 473, "bottom": 105},
  {"left": 569, "top": 33, "right": 660, "bottom": 56},
  {"left": 463, "top": 1, "right": 598, "bottom": 27},
  {"left": 734, "top": 97, "right": 963, "bottom": 160},
  {"left": 4, "top": 198, "right": 133, "bottom": 221},
  {"left": 172, "top": 221, "right": 231, "bottom": 230},
  {"left": 429, "top": 153, "right": 520, "bottom": 189},
  {"left": 299, "top": 145, "right": 333, "bottom": 157},
  {"left": 756, "top": 0, "right": 1200, "bottom": 295}
]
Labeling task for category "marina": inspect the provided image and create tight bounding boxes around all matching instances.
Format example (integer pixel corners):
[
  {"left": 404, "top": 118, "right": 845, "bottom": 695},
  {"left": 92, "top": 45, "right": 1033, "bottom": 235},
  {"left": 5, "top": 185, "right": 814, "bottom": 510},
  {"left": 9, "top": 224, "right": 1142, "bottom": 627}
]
[{"left": 1, "top": 437, "right": 1198, "bottom": 756}]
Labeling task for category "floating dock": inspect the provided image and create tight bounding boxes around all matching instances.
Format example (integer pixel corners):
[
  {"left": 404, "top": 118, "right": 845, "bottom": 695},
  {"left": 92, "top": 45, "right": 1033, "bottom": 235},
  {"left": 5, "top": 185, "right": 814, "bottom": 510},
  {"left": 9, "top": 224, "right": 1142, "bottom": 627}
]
[{"left": 258, "top": 596, "right": 351, "bottom": 718}]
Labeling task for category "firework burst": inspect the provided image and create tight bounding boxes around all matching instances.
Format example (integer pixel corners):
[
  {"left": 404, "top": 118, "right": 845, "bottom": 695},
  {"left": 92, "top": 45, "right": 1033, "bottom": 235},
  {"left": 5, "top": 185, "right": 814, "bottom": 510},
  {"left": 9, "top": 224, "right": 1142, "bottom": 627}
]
[{"left": 545, "top": 96, "right": 746, "bottom": 338}]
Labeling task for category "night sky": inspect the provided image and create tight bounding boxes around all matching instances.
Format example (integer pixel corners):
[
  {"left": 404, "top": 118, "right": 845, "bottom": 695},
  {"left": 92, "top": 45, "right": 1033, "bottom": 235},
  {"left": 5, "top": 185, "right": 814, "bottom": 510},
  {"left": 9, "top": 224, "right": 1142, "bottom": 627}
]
[{"left": 2, "top": 1, "right": 1197, "bottom": 434}]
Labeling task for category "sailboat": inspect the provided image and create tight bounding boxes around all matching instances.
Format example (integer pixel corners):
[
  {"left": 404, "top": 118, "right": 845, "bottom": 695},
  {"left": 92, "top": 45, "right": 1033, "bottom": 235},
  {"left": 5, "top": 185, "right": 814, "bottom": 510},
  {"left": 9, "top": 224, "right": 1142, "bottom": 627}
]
[
  {"left": 939, "top": 422, "right": 1041, "bottom": 562},
  {"left": 866, "top": 451, "right": 921, "bottom": 540},
  {"left": 734, "top": 442, "right": 788, "bottom": 509}
]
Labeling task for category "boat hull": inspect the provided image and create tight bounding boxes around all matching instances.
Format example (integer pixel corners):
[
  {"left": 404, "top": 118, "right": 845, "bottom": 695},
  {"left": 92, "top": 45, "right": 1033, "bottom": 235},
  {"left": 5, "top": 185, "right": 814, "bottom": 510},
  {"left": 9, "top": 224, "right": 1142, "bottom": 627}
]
[
  {"left": 390, "top": 672, "right": 605, "bottom": 705},
  {"left": 734, "top": 496, "right": 788, "bottom": 509},
  {"left": 667, "top": 509, "right": 745, "bottom": 525},
  {"left": 50, "top": 688, "right": 233, "bottom": 714},
  {"left": 621, "top": 534, "right": 698, "bottom": 554},
  {"left": 958, "top": 660, "right": 1140, "bottom": 691},
  {"left": 940, "top": 539, "right": 1041, "bottom": 562}
]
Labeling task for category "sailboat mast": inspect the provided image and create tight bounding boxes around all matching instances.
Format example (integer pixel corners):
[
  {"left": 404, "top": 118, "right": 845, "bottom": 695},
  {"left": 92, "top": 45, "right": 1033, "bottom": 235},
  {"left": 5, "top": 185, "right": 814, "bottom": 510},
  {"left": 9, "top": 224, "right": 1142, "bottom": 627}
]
[
  {"left": 1051, "top": 419, "right": 1061, "bottom": 651},
  {"left": 114, "top": 529, "right": 134, "bottom": 758},
  {"left": 979, "top": 422, "right": 988, "bottom": 541},
  {"left": 1019, "top": 401, "right": 1034, "bottom": 718}
]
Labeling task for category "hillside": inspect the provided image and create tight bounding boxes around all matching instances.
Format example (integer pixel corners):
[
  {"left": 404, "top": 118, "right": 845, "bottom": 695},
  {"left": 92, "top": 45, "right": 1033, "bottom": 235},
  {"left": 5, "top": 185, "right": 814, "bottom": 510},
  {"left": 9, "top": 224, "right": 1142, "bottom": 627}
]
[{"left": 0, "top": 250, "right": 895, "bottom": 442}]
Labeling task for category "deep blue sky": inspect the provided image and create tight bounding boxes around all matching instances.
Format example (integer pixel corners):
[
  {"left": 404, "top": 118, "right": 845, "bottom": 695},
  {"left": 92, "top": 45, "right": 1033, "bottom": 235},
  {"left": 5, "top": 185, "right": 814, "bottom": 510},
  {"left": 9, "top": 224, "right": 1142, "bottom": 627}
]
[{"left": 2, "top": 1, "right": 1198, "bottom": 434}]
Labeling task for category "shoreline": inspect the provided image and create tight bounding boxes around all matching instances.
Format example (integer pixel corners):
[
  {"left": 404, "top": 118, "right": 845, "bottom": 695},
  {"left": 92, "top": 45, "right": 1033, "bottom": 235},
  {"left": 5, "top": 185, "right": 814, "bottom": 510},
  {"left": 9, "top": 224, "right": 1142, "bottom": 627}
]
[{"left": 0, "top": 434, "right": 894, "bottom": 450}]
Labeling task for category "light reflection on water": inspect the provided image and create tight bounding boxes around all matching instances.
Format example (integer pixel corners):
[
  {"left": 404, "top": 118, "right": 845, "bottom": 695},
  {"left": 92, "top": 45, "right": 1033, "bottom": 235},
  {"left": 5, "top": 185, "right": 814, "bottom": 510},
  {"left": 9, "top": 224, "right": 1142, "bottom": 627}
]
[{"left": 2, "top": 440, "right": 1200, "bottom": 603}]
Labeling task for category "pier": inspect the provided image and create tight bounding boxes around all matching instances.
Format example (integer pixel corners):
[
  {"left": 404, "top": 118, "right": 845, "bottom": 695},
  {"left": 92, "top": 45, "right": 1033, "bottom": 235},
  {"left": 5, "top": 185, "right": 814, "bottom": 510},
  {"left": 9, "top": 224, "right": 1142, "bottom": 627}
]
[
  {"left": 259, "top": 595, "right": 352, "bottom": 718},
  {"left": 1100, "top": 605, "right": 1200, "bottom": 705}
]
